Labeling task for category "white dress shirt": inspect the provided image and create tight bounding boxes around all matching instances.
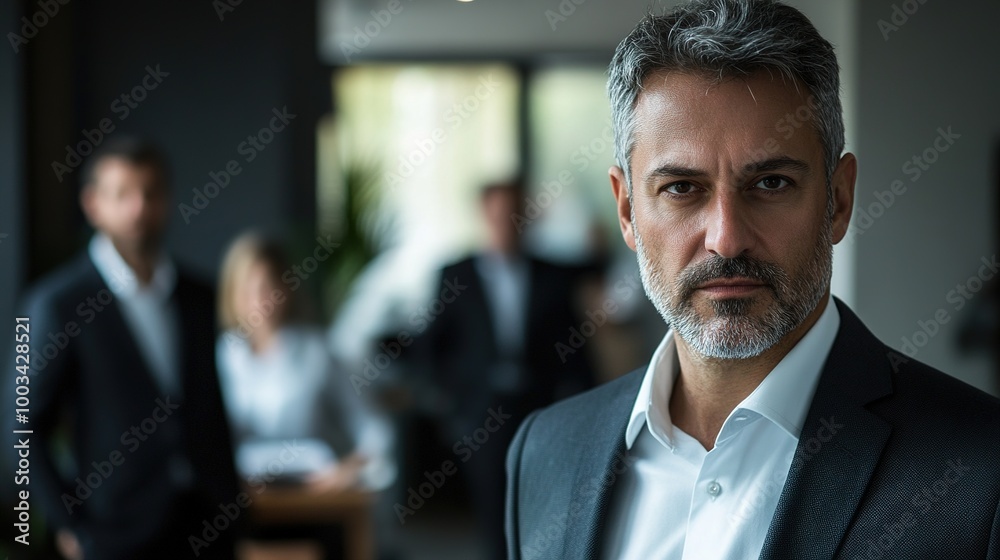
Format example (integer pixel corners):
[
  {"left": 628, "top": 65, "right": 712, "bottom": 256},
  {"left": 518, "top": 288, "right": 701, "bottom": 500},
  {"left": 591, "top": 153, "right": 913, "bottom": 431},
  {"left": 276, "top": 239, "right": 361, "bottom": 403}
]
[
  {"left": 474, "top": 252, "right": 529, "bottom": 356},
  {"left": 474, "top": 252, "right": 530, "bottom": 391},
  {"left": 601, "top": 297, "right": 840, "bottom": 560},
  {"left": 88, "top": 233, "right": 180, "bottom": 396},
  {"left": 217, "top": 326, "right": 396, "bottom": 489}
]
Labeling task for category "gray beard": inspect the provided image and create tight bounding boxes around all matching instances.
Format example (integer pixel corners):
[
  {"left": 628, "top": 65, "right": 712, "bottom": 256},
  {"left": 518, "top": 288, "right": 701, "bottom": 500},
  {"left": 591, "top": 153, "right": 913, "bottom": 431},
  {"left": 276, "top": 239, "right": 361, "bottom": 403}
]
[{"left": 635, "top": 221, "right": 833, "bottom": 360}]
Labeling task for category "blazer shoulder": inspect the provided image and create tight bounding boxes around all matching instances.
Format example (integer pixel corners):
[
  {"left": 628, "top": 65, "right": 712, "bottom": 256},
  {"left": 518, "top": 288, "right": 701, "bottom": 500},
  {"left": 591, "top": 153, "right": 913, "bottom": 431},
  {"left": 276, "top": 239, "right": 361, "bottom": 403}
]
[
  {"left": 889, "top": 347, "right": 999, "bottom": 410},
  {"left": 20, "top": 253, "right": 100, "bottom": 313},
  {"left": 881, "top": 346, "right": 999, "bottom": 448},
  {"left": 524, "top": 368, "right": 644, "bottom": 445},
  {"left": 526, "top": 255, "right": 597, "bottom": 278},
  {"left": 439, "top": 255, "right": 476, "bottom": 275},
  {"left": 832, "top": 299, "right": 998, "bottom": 446}
]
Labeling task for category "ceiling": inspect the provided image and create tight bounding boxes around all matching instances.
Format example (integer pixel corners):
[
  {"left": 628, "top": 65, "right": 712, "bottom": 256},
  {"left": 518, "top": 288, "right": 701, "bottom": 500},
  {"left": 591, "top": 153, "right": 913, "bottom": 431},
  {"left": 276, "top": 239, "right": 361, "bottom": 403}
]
[
  {"left": 319, "top": 0, "right": 855, "bottom": 65},
  {"left": 319, "top": 0, "right": 680, "bottom": 63}
]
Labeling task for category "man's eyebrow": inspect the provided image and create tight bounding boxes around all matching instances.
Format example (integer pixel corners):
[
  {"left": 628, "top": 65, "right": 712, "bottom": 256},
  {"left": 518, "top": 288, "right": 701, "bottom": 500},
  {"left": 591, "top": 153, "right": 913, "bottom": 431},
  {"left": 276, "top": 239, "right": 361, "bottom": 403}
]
[
  {"left": 642, "top": 157, "right": 812, "bottom": 184},
  {"left": 743, "top": 157, "right": 811, "bottom": 174},
  {"left": 646, "top": 163, "right": 705, "bottom": 180}
]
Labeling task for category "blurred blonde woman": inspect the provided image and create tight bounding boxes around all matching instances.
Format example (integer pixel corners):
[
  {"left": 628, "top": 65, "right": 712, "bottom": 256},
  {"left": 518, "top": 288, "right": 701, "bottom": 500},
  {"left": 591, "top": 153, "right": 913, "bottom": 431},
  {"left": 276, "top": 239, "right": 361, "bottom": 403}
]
[{"left": 216, "top": 232, "right": 394, "bottom": 493}]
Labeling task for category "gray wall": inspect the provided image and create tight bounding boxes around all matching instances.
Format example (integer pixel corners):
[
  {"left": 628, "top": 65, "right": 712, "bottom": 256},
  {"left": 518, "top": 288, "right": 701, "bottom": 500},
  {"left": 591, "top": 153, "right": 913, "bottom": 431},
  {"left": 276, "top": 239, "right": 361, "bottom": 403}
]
[
  {"left": 0, "top": 0, "right": 26, "bottom": 325},
  {"left": 21, "top": 0, "right": 328, "bottom": 284},
  {"left": 854, "top": 0, "right": 999, "bottom": 394}
]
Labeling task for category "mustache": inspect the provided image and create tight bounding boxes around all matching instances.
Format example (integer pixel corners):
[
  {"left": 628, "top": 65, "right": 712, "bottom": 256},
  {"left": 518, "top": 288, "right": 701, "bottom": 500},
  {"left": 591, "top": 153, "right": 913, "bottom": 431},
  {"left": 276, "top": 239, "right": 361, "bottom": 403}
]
[{"left": 677, "top": 254, "right": 787, "bottom": 300}]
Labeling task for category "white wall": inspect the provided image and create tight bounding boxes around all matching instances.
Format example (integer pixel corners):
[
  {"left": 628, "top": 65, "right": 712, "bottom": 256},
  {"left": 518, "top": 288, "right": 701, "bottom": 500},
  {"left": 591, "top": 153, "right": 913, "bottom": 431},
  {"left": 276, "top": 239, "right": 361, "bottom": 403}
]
[
  {"left": 853, "top": 0, "right": 999, "bottom": 394},
  {"left": 785, "top": 0, "right": 859, "bottom": 307}
]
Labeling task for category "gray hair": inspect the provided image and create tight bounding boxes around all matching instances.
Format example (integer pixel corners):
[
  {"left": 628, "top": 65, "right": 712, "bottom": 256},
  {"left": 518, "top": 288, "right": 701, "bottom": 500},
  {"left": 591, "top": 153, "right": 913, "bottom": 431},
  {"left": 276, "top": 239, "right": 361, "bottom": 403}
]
[{"left": 608, "top": 0, "right": 844, "bottom": 191}]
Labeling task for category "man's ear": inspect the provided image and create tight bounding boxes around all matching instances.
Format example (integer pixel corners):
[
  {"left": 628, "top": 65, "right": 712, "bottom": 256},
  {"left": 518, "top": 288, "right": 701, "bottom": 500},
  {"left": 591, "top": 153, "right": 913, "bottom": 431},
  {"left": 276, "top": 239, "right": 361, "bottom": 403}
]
[
  {"left": 829, "top": 153, "right": 857, "bottom": 244},
  {"left": 610, "top": 165, "right": 636, "bottom": 252}
]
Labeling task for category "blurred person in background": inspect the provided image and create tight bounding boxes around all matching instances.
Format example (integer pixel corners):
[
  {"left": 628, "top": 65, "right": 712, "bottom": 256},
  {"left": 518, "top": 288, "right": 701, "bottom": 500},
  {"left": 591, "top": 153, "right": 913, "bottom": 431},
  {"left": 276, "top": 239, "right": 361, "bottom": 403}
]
[
  {"left": 11, "top": 137, "right": 240, "bottom": 559},
  {"left": 216, "top": 232, "right": 397, "bottom": 559},
  {"left": 417, "top": 180, "right": 598, "bottom": 560}
]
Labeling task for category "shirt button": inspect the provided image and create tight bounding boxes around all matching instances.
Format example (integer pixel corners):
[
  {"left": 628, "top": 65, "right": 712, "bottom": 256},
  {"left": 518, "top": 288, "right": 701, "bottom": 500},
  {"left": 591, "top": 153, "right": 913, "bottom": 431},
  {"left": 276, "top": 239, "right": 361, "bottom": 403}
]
[
  {"left": 707, "top": 481, "right": 723, "bottom": 497},
  {"left": 734, "top": 414, "right": 747, "bottom": 421}
]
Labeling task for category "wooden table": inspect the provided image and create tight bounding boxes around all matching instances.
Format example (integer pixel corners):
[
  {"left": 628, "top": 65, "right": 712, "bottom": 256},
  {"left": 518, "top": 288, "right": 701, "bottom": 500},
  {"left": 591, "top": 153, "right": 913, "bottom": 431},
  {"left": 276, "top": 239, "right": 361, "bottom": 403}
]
[{"left": 247, "top": 486, "right": 375, "bottom": 560}]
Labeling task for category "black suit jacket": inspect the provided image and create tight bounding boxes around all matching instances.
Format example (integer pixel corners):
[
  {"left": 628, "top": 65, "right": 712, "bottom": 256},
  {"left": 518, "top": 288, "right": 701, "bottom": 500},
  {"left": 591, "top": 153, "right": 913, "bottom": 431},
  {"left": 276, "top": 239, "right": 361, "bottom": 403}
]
[
  {"left": 10, "top": 253, "right": 239, "bottom": 558},
  {"left": 506, "top": 298, "right": 1000, "bottom": 559},
  {"left": 422, "top": 255, "right": 596, "bottom": 431}
]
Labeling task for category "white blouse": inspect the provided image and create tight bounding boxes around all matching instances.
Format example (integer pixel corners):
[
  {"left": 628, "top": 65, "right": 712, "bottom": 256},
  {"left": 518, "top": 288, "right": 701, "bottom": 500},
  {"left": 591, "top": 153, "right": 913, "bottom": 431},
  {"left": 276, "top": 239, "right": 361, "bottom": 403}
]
[{"left": 216, "top": 326, "right": 395, "bottom": 489}]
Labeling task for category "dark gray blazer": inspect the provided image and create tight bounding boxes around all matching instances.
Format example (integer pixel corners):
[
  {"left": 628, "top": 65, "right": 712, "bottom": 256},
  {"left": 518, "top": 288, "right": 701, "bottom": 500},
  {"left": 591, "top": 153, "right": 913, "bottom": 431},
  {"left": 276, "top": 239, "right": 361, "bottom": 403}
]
[
  {"left": 7, "top": 253, "right": 240, "bottom": 559},
  {"left": 506, "top": 298, "right": 1000, "bottom": 559}
]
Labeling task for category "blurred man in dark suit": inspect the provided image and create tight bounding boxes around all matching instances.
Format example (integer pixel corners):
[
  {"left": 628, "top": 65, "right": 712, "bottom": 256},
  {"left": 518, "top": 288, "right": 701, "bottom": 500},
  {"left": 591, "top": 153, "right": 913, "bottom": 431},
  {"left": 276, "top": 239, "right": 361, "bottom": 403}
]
[
  {"left": 14, "top": 137, "right": 239, "bottom": 559},
  {"left": 420, "top": 180, "right": 596, "bottom": 560}
]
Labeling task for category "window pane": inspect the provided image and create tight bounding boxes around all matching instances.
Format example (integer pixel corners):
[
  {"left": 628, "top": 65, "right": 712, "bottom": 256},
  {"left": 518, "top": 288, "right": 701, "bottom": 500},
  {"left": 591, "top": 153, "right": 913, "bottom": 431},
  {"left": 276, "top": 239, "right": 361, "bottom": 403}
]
[
  {"left": 323, "top": 64, "right": 520, "bottom": 261},
  {"left": 527, "top": 66, "right": 616, "bottom": 261}
]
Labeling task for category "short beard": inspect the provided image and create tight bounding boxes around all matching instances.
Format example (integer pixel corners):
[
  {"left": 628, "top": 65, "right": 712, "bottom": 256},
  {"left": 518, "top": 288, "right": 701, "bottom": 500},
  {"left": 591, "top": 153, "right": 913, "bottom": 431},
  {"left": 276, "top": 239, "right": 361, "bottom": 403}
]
[{"left": 635, "top": 217, "right": 833, "bottom": 360}]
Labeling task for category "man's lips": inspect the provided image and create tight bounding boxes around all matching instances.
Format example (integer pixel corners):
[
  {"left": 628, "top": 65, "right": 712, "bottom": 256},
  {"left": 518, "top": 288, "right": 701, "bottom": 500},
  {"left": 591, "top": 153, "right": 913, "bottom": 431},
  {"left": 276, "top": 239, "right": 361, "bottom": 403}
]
[{"left": 696, "top": 277, "right": 768, "bottom": 296}]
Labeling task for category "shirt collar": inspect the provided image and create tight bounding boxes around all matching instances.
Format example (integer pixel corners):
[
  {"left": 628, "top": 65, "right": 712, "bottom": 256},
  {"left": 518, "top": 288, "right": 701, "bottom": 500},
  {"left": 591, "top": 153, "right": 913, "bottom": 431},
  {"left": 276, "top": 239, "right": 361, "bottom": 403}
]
[
  {"left": 88, "top": 233, "right": 176, "bottom": 300},
  {"left": 476, "top": 251, "right": 526, "bottom": 270},
  {"left": 625, "top": 296, "right": 841, "bottom": 450}
]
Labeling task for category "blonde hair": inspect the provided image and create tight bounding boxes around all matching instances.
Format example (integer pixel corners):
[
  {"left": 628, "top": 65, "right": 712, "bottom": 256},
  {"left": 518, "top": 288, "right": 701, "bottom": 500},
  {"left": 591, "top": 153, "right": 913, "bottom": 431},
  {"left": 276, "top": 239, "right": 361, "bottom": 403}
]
[{"left": 217, "top": 232, "right": 294, "bottom": 330}]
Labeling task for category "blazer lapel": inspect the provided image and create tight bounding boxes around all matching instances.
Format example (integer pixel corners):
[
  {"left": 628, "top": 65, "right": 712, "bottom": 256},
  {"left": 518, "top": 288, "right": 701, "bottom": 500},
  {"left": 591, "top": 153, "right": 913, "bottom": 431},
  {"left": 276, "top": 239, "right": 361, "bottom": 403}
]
[
  {"left": 171, "top": 277, "right": 199, "bottom": 399},
  {"left": 80, "top": 255, "right": 164, "bottom": 397},
  {"left": 562, "top": 369, "right": 642, "bottom": 560},
  {"left": 759, "top": 298, "right": 895, "bottom": 559},
  {"left": 462, "top": 257, "right": 500, "bottom": 356}
]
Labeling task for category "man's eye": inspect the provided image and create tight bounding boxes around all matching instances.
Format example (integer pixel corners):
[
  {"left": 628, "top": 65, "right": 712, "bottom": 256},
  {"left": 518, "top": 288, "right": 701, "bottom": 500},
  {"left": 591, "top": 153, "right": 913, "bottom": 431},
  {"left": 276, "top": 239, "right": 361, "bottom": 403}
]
[
  {"left": 663, "top": 182, "right": 695, "bottom": 195},
  {"left": 753, "top": 176, "right": 790, "bottom": 191}
]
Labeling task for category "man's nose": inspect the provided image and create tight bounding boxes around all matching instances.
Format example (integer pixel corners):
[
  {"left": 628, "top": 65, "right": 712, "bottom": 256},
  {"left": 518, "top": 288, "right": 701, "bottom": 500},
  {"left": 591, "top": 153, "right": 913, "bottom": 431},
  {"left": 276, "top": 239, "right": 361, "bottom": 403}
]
[{"left": 703, "top": 190, "right": 756, "bottom": 259}]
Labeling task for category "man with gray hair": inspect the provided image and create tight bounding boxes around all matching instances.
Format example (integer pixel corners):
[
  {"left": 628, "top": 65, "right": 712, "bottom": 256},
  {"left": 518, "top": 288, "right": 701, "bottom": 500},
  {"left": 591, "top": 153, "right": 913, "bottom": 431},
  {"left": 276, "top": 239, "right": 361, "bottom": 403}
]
[{"left": 505, "top": 1, "right": 1000, "bottom": 559}]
